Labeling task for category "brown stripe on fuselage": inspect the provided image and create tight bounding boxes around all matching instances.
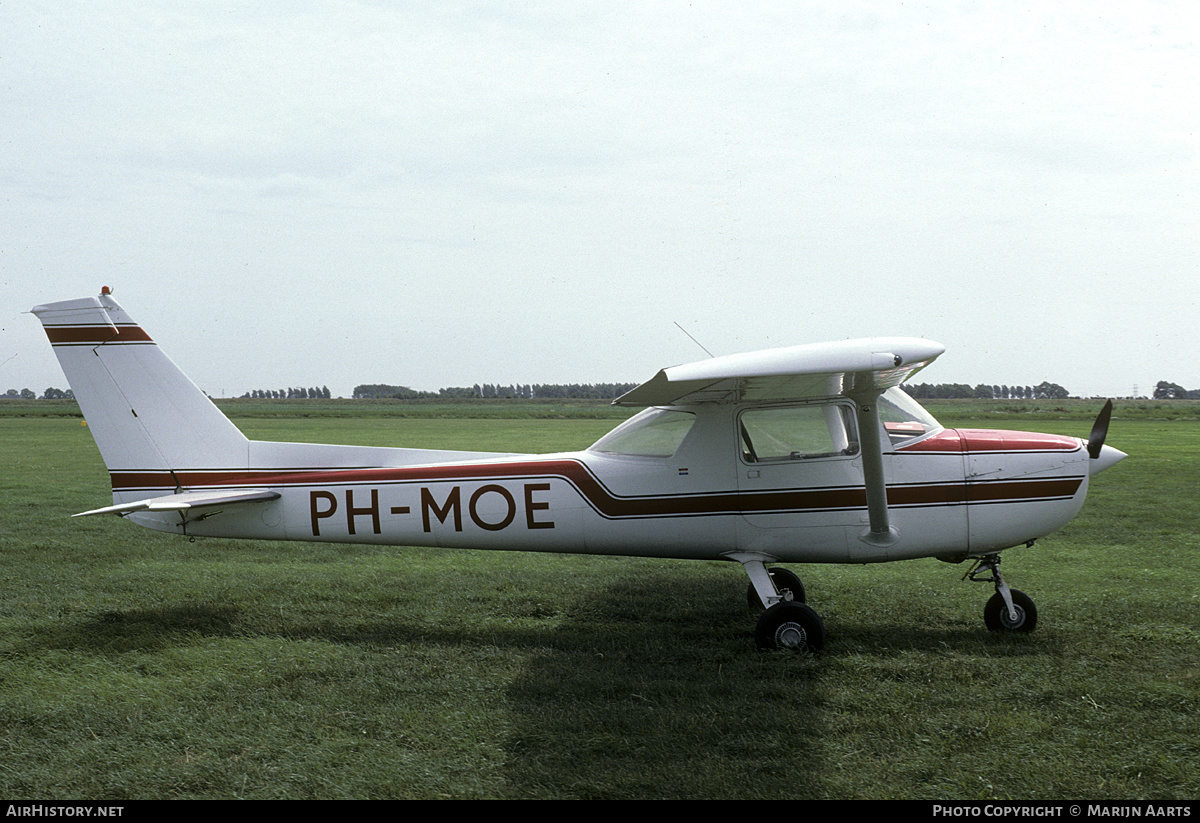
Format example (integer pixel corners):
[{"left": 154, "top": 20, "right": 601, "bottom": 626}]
[{"left": 108, "top": 460, "right": 1084, "bottom": 520}]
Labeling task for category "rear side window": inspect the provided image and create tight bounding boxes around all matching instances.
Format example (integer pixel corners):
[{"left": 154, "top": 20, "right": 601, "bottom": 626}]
[{"left": 590, "top": 408, "right": 696, "bottom": 458}]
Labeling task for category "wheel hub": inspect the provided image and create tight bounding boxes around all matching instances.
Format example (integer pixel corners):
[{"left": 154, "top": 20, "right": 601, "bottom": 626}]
[
  {"left": 999, "top": 605, "right": 1025, "bottom": 629},
  {"left": 774, "top": 622, "right": 808, "bottom": 649}
]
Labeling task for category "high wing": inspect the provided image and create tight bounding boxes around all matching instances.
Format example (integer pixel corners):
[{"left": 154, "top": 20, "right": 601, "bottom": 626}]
[
  {"left": 614, "top": 337, "right": 945, "bottom": 406},
  {"left": 617, "top": 337, "right": 945, "bottom": 546}
]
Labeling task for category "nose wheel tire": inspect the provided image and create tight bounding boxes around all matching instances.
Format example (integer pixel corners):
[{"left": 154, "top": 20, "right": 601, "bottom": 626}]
[
  {"left": 984, "top": 589, "right": 1038, "bottom": 633},
  {"left": 755, "top": 602, "right": 825, "bottom": 652}
]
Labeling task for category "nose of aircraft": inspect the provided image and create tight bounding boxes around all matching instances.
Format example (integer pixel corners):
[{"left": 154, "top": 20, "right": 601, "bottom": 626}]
[
  {"left": 1085, "top": 400, "right": 1124, "bottom": 475},
  {"left": 1090, "top": 443, "right": 1127, "bottom": 475}
]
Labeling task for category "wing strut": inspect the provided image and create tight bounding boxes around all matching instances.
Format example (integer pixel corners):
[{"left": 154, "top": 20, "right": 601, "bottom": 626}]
[{"left": 854, "top": 392, "right": 897, "bottom": 545}]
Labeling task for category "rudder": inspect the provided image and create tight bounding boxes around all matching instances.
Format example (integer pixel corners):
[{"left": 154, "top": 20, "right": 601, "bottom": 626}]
[{"left": 31, "top": 289, "right": 249, "bottom": 476}]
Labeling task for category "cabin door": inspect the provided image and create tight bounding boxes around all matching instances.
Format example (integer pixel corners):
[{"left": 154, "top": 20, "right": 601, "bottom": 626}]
[{"left": 735, "top": 401, "right": 867, "bottom": 561}]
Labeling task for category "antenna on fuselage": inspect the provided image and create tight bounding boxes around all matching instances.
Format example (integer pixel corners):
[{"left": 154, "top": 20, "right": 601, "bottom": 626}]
[{"left": 673, "top": 321, "right": 715, "bottom": 358}]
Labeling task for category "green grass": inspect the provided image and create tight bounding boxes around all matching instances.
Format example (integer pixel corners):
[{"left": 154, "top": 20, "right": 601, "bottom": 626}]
[{"left": 1, "top": 405, "right": 1197, "bottom": 799}]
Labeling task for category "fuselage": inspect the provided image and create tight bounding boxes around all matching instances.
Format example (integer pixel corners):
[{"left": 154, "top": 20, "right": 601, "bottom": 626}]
[{"left": 118, "top": 394, "right": 1094, "bottom": 565}]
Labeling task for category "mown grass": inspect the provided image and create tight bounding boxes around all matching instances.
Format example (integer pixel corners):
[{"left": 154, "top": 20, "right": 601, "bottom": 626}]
[{"left": 1, "top": 403, "right": 1196, "bottom": 799}]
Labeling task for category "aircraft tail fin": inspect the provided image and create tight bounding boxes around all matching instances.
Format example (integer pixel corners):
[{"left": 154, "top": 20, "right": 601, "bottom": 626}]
[{"left": 31, "top": 289, "right": 249, "bottom": 474}]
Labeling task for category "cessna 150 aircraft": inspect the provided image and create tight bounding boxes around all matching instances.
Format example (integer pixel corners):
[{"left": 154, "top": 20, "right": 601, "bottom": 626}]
[{"left": 32, "top": 289, "right": 1125, "bottom": 652}]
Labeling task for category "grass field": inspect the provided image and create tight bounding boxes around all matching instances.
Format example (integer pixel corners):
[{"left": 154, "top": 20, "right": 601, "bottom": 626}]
[{"left": 1, "top": 400, "right": 1197, "bottom": 799}]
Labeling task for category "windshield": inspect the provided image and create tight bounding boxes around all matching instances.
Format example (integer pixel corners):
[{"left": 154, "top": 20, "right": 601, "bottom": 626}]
[
  {"left": 879, "top": 387, "right": 942, "bottom": 445},
  {"left": 589, "top": 408, "right": 696, "bottom": 457}
]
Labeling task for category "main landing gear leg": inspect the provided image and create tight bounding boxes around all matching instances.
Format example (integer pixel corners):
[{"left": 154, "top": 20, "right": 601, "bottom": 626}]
[
  {"left": 966, "top": 553, "right": 1038, "bottom": 633},
  {"left": 728, "top": 553, "right": 825, "bottom": 653}
]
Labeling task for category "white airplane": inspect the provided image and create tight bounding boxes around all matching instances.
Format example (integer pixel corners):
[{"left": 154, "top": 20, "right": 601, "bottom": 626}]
[{"left": 32, "top": 288, "right": 1126, "bottom": 652}]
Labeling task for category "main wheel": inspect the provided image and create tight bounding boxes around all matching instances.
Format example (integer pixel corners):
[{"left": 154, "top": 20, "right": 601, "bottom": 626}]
[
  {"left": 984, "top": 589, "right": 1038, "bottom": 633},
  {"left": 755, "top": 602, "right": 825, "bottom": 652},
  {"left": 747, "top": 567, "right": 807, "bottom": 610}
]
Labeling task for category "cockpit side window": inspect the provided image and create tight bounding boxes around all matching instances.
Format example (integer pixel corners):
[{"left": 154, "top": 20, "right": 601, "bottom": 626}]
[{"left": 739, "top": 403, "right": 859, "bottom": 463}]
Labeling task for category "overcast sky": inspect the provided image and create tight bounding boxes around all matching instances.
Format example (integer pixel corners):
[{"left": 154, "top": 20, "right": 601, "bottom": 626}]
[{"left": 3, "top": 1, "right": 1197, "bottom": 400}]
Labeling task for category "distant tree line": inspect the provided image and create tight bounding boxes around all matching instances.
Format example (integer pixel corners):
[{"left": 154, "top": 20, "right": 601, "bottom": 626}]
[
  {"left": 11, "top": 380, "right": 1200, "bottom": 403},
  {"left": 352, "top": 384, "right": 434, "bottom": 399},
  {"left": 239, "top": 386, "right": 331, "bottom": 400},
  {"left": 2, "top": 388, "right": 74, "bottom": 400},
  {"left": 352, "top": 383, "right": 639, "bottom": 400},
  {"left": 1153, "top": 381, "right": 1200, "bottom": 399},
  {"left": 907, "top": 382, "right": 1071, "bottom": 400}
]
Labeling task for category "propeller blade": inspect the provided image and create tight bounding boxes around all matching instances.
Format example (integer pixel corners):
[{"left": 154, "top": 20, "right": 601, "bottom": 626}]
[{"left": 1087, "top": 399, "right": 1113, "bottom": 459}]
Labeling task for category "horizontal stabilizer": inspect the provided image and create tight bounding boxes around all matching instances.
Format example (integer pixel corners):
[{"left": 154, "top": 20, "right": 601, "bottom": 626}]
[{"left": 74, "top": 489, "right": 281, "bottom": 518}]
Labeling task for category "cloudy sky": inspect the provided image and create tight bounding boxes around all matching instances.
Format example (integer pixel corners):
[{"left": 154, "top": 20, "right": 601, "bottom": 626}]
[{"left": 3, "top": 1, "right": 1197, "bottom": 400}]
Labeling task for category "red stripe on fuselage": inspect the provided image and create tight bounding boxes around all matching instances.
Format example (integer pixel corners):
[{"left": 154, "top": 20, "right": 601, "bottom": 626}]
[
  {"left": 895, "top": 429, "right": 965, "bottom": 453},
  {"left": 897, "top": 429, "right": 1081, "bottom": 454},
  {"left": 957, "top": 429, "right": 1081, "bottom": 453}
]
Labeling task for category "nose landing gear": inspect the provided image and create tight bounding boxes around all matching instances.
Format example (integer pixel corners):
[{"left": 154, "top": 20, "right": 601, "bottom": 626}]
[{"left": 966, "top": 553, "right": 1038, "bottom": 633}]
